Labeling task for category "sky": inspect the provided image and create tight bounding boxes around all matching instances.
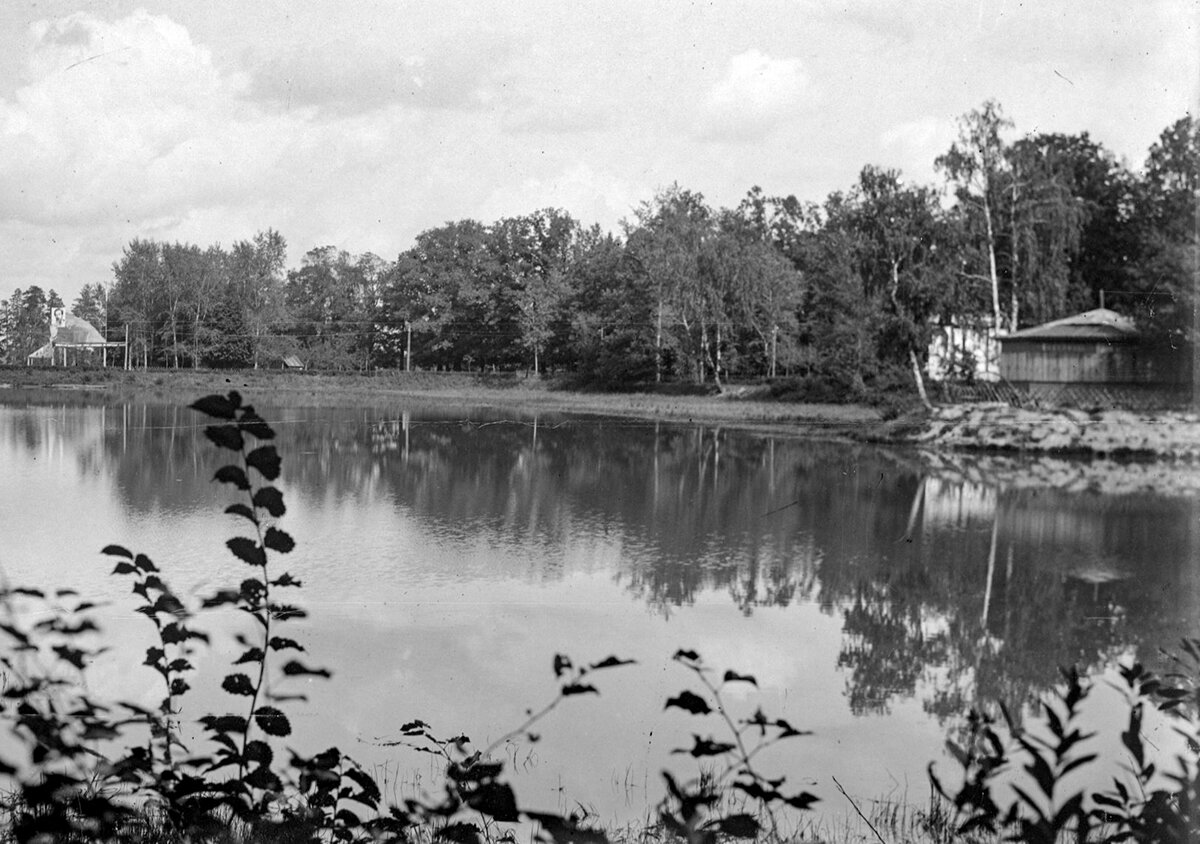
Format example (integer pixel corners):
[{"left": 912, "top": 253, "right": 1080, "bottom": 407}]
[{"left": 1, "top": 0, "right": 1197, "bottom": 308}]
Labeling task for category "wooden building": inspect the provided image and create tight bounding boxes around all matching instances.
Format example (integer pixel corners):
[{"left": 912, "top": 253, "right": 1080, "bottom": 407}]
[{"left": 999, "top": 308, "right": 1185, "bottom": 406}]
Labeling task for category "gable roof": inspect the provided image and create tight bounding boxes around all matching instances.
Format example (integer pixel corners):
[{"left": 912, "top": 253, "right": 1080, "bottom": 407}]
[{"left": 1000, "top": 308, "right": 1139, "bottom": 343}]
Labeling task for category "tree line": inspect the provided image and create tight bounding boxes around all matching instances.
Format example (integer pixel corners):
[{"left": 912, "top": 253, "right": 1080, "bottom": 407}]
[{"left": 1, "top": 103, "right": 1195, "bottom": 399}]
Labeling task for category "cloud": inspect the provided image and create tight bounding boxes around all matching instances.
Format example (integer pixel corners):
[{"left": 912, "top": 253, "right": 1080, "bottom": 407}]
[
  {"left": 246, "top": 42, "right": 513, "bottom": 115},
  {"left": 696, "top": 50, "right": 809, "bottom": 142},
  {"left": 0, "top": 10, "right": 273, "bottom": 226},
  {"left": 477, "top": 163, "right": 640, "bottom": 233},
  {"left": 878, "top": 116, "right": 957, "bottom": 184}
]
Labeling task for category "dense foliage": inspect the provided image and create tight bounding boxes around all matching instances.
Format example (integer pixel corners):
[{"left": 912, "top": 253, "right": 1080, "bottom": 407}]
[{"left": 1, "top": 106, "right": 1196, "bottom": 399}]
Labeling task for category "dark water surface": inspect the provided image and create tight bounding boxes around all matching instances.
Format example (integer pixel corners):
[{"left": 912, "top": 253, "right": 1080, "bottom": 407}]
[{"left": 1, "top": 395, "right": 1198, "bottom": 825}]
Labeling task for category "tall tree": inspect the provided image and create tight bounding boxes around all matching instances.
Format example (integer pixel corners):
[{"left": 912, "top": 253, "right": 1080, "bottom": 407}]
[
  {"left": 110, "top": 239, "right": 164, "bottom": 368},
  {"left": 1131, "top": 116, "right": 1199, "bottom": 347},
  {"left": 937, "top": 100, "right": 1012, "bottom": 332},
  {"left": 72, "top": 283, "right": 108, "bottom": 335},
  {"left": 229, "top": 229, "right": 288, "bottom": 368},
  {"left": 1000, "top": 136, "right": 1087, "bottom": 328},
  {"left": 838, "top": 165, "right": 955, "bottom": 404},
  {"left": 627, "top": 185, "right": 716, "bottom": 383}
]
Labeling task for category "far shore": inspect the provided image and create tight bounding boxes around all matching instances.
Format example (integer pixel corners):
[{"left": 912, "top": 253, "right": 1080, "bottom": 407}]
[{"left": 0, "top": 366, "right": 884, "bottom": 438}]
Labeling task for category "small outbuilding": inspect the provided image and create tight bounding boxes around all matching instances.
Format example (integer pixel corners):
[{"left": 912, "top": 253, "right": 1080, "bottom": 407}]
[{"left": 999, "top": 308, "right": 1185, "bottom": 406}]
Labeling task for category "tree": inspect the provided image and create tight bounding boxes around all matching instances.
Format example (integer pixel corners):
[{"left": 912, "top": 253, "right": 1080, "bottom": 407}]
[
  {"left": 937, "top": 100, "right": 1012, "bottom": 332},
  {"left": 627, "top": 185, "right": 716, "bottom": 383},
  {"left": 1130, "top": 116, "right": 1199, "bottom": 350},
  {"left": 228, "top": 229, "right": 289, "bottom": 369},
  {"left": 285, "top": 247, "right": 368, "bottom": 371},
  {"left": 110, "top": 240, "right": 164, "bottom": 368},
  {"left": 72, "top": 283, "right": 108, "bottom": 336},
  {"left": 837, "top": 165, "right": 955, "bottom": 405},
  {"left": 711, "top": 205, "right": 802, "bottom": 379},
  {"left": 563, "top": 227, "right": 657, "bottom": 386},
  {"left": 1000, "top": 136, "right": 1087, "bottom": 329}
]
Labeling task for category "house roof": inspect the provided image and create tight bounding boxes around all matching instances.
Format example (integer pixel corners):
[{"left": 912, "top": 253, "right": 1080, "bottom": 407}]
[
  {"left": 51, "top": 313, "right": 106, "bottom": 345},
  {"left": 1000, "top": 308, "right": 1139, "bottom": 343}
]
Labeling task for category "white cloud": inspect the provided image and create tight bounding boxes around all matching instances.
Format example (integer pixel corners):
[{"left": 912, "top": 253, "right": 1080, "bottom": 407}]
[
  {"left": 878, "top": 116, "right": 957, "bottom": 185},
  {"left": 697, "top": 50, "right": 809, "bottom": 142},
  {"left": 0, "top": 10, "right": 278, "bottom": 226},
  {"left": 478, "top": 163, "right": 641, "bottom": 233}
]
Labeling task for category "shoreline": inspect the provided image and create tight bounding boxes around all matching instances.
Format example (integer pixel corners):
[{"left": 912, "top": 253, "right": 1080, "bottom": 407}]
[
  {"left": 890, "top": 402, "right": 1200, "bottom": 460},
  {"left": 0, "top": 366, "right": 883, "bottom": 438}
]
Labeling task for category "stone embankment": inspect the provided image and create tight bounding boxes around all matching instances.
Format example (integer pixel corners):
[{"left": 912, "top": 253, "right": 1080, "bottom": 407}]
[{"left": 909, "top": 403, "right": 1200, "bottom": 459}]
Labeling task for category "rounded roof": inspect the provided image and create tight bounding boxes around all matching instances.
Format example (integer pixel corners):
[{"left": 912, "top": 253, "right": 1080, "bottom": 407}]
[{"left": 51, "top": 313, "right": 106, "bottom": 344}]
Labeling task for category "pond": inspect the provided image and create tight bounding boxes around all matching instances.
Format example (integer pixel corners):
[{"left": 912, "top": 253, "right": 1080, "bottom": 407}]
[{"left": 1, "top": 393, "right": 1198, "bottom": 829}]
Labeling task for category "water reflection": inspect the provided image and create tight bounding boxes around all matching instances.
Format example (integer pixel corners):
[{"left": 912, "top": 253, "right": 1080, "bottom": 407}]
[{"left": 2, "top": 396, "right": 1199, "bottom": 816}]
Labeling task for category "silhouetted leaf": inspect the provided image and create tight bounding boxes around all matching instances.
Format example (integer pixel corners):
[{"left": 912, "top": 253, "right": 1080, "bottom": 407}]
[
  {"left": 733, "top": 781, "right": 780, "bottom": 802},
  {"left": 562, "top": 682, "right": 598, "bottom": 696},
  {"left": 400, "top": 720, "right": 428, "bottom": 735},
  {"left": 271, "top": 572, "right": 301, "bottom": 587},
  {"left": 245, "top": 446, "right": 281, "bottom": 481},
  {"left": 143, "top": 647, "right": 165, "bottom": 668},
  {"left": 190, "top": 394, "right": 239, "bottom": 420},
  {"left": 784, "top": 792, "right": 819, "bottom": 811},
  {"left": 52, "top": 645, "right": 87, "bottom": 670},
  {"left": 253, "top": 487, "right": 286, "bottom": 517},
  {"left": 204, "top": 425, "right": 244, "bottom": 452},
  {"left": 665, "top": 690, "right": 711, "bottom": 715},
  {"left": 169, "top": 678, "right": 190, "bottom": 696},
  {"left": 227, "top": 538, "right": 266, "bottom": 567},
  {"left": 214, "top": 466, "right": 250, "bottom": 490},
  {"left": 272, "top": 604, "right": 307, "bottom": 621},
  {"left": 774, "top": 718, "right": 811, "bottom": 738},
  {"left": 101, "top": 545, "right": 132, "bottom": 559},
  {"left": 238, "top": 413, "right": 275, "bottom": 441},
  {"left": 202, "top": 589, "right": 240, "bottom": 609},
  {"left": 245, "top": 766, "right": 282, "bottom": 791},
  {"left": 254, "top": 706, "right": 292, "bottom": 737},
  {"left": 436, "top": 823, "right": 481, "bottom": 844},
  {"left": 553, "top": 653, "right": 573, "bottom": 678},
  {"left": 234, "top": 647, "right": 264, "bottom": 666},
  {"left": 282, "top": 660, "right": 331, "bottom": 679},
  {"left": 677, "top": 735, "right": 734, "bottom": 757},
  {"left": 111, "top": 562, "right": 137, "bottom": 575},
  {"left": 673, "top": 649, "right": 700, "bottom": 662},
  {"left": 466, "top": 782, "right": 519, "bottom": 821},
  {"left": 222, "top": 674, "right": 256, "bottom": 696},
  {"left": 705, "top": 814, "right": 759, "bottom": 838},
  {"left": 344, "top": 765, "right": 382, "bottom": 805},
  {"left": 263, "top": 527, "right": 295, "bottom": 554},
  {"left": 449, "top": 759, "right": 503, "bottom": 782},
  {"left": 526, "top": 812, "right": 610, "bottom": 844},
  {"left": 268, "top": 637, "right": 305, "bottom": 652},
  {"left": 244, "top": 740, "right": 272, "bottom": 767},
  {"left": 199, "top": 714, "right": 247, "bottom": 734},
  {"left": 723, "top": 670, "right": 757, "bottom": 687},
  {"left": 590, "top": 656, "right": 636, "bottom": 671}
]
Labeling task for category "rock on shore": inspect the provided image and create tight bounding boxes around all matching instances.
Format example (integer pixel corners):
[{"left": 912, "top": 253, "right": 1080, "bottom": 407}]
[{"left": 909, "top": 403, "right": 1200, "bottom": 459}]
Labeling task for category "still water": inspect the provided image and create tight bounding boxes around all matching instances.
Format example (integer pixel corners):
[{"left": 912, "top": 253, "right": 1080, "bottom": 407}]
[{"left": 1, "top": 393, "right": 1198, "bottom": 826}]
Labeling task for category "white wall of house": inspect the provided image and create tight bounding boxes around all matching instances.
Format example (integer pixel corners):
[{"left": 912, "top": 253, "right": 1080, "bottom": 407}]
[{"left": 927, "top": 320, "right": 1000, "bottom": 382}]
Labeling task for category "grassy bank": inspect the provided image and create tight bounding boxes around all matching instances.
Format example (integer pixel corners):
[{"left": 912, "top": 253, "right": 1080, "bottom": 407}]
[{"left": 0, "top": 366, "right": 883, "bottom": 436}]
